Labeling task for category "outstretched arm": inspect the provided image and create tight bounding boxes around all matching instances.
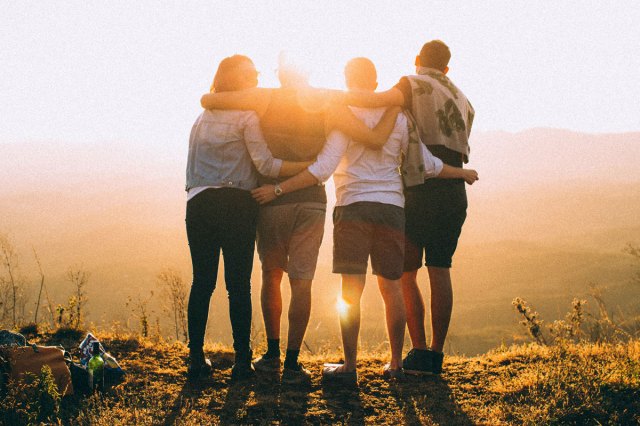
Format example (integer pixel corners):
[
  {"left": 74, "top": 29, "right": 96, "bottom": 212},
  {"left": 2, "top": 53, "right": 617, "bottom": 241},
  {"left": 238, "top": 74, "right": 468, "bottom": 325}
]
[
  {"left": 343, "top": 87, "right": 405, "bottom": 108},
  {"left": 326, "top": 105, "right": 401, "bottom": 150},
  {"left": 417, "top": 139, "right": 479, "bottom": 185},
  {"left": 251, "top": 170, "right": 319, "bottom": 205},
  {"left": 251, "top": 130, "right": 349, "bottom": 204},
  {"left": 278, "top": 160, "right": 314, "bottom": 177},
  {"left": 437, "top": 164, "right": 479, "bottom": 185},
  {"left": 201, "top": 87, "right": 272, "bottom": 116}
]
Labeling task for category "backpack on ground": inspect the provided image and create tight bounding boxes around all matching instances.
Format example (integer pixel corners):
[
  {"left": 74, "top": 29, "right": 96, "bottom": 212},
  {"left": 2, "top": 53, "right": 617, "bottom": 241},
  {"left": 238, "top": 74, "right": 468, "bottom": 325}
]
[
  {"left": 1, "top": 345, "right": 74, "bottom": 396},
  {"left": 0, "top": 329, "right": 74, "bottom": 397}
]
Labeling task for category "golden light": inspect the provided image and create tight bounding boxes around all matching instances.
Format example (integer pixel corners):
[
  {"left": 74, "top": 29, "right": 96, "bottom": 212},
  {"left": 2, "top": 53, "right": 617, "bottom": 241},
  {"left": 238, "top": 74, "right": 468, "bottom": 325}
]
[{"left": 336, "top": 296, "right": 349, "bottom": 317}]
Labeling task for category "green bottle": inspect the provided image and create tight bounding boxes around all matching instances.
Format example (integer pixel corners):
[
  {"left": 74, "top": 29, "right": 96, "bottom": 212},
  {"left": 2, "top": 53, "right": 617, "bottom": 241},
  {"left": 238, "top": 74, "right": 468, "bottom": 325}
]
[{"left": 88, "top": 341, "right": 105, "bottom": 391}]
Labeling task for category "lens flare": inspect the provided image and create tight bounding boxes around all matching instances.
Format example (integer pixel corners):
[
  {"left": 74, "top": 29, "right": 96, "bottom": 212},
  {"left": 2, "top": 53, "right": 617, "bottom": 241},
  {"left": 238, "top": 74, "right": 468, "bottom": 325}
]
[{"left": 336, "top": 297, "right": 349, "bottom": 316}]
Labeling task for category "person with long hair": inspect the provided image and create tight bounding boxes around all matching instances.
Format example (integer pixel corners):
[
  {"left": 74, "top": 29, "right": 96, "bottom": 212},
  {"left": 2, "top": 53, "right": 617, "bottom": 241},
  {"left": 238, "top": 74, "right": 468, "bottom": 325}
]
[{"left": 185, "top": 55, "right": 310, "bottom": 382}]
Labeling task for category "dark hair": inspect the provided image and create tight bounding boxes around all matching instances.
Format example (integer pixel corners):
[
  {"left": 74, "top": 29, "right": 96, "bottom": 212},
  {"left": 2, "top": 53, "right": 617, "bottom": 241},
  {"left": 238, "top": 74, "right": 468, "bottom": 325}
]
[
  {"left": 419, "top": 40, "right": 451, "bottom": 71},
  {"left": 211, "top": 55, "right": 255, "bottom": 93},
  {"left": 344, "top": 57, "right": 377, "bottom": 90}
]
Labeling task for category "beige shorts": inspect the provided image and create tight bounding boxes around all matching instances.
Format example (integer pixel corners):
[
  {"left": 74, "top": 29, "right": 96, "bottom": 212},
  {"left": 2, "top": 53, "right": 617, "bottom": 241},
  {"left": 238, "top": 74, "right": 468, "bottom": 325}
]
[{"left": 256, "top": 202, "right": 326, "bottom": 280}]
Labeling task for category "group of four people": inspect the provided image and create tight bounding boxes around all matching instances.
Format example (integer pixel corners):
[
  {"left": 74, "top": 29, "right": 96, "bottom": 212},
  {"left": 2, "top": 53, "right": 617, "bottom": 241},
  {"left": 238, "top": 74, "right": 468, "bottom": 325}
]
[{"left": 184, "top": 40, "right": 478, "bottom": 385}]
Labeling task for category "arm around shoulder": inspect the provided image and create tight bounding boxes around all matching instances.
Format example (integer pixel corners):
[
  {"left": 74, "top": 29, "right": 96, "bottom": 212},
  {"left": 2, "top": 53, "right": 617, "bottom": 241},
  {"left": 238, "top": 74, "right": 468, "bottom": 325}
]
[
  {"left": 201, "top": 87, "right": 271, "bottom": 115},
  {"left": 344, "top": 87, "right": 405, "bottom": 108},
  {"left": 326, "top": 105, "right": 401, "bottom": 150}
]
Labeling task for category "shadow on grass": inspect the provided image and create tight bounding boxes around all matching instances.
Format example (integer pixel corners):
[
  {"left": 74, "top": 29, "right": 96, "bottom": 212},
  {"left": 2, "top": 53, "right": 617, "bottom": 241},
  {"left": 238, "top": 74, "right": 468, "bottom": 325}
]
[
  {"left": 245, "top": 371, "right": 313, "bottom": 424},
  {"left": 251, "top": 377, "right": 281, "bottom": 422},
  {"left": 162, "top": 382, "right": 201, "bottom": 426},
  {"left": 162, "top": 351, "right": 235, "bottom": 425},
  {"left": 391, "top": 376, "right": 473, "bottom": 426},
  {"left": 321, "top": 382, "right": 365, "bottom": 425},
  {"left": 277, "top": 379, "right": 312, "bottom": 424},
  {"left": 220, "top": 381, "right": 254, "bottom": 425}
]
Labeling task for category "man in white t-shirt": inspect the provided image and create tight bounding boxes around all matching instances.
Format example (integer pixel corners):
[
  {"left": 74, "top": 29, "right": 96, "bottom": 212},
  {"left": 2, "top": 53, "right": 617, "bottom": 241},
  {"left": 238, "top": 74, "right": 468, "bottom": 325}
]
[{"left": 251, "top": 58, "right": 477, "bottom": 383}]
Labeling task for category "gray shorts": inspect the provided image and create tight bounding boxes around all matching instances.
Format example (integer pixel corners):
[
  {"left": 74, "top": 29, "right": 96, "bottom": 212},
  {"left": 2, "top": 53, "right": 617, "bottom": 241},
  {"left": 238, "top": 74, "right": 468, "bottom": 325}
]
[{"left": 256, "top": 202, "right": 326, "bottom": 280}]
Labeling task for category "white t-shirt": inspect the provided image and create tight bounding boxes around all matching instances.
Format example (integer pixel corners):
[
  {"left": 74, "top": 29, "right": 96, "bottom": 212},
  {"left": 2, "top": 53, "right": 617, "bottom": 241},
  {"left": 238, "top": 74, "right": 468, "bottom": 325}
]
[{"left": 307, "top": 107, "right": 443, "bottom": 208}]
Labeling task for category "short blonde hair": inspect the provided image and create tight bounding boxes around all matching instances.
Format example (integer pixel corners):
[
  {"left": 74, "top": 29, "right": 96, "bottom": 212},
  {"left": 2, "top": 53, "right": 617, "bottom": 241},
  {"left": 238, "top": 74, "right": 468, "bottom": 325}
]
[{"left": 344, "top": 57, "right": 377, "bottom": 90}]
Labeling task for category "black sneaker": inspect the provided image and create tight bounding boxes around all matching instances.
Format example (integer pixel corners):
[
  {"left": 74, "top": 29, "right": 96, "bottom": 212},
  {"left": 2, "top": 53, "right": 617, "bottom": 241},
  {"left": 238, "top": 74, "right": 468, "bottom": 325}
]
[
  {"left": 281, "top": 362, "right": 312, "bottom": 386},
  {"left": 402, "top": 348, "right": 444, "bottom": 376},
  {"left": 231, "top": 351, "right": 256, "bottom": 382},
  {"left": 187, "top": 352, "right": 212, "bottom": 381},
  {"left": 231, "top": 362, "right": 256, "bottom": 382},
  {"left": 429, "top": 350, "right": 444, "bottom": 375}
]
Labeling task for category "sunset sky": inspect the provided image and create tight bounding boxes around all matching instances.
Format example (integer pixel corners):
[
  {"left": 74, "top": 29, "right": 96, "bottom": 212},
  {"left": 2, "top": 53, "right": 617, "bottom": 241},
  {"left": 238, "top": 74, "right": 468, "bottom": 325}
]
[{"left": 2, "top": 1, "right": 639, "bottom": 149}]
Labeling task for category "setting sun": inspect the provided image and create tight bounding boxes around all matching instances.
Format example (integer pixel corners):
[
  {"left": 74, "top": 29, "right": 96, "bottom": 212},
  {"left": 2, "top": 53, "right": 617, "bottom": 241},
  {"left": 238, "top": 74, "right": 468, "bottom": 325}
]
[{"left": 336, "top": 296, "right": 349, "bottom": 317}]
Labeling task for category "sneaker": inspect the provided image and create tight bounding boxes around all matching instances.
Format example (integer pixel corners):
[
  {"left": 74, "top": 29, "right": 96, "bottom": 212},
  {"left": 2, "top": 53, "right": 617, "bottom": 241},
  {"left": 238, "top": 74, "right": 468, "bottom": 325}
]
[
  {"left": 187, "top": 353, "right": 212, "bottom": 381},
  {"left": 231, "top": 351, "right": 256, "bottom": 382},
  {"left": 281, "top": 363, "right": 312, "bottom": 386},
  {"left": 231, "top": 361, "right": 256, "bottom": 382},
  {"left": 382, "top": 363, "right": 405, "bottom": 381},
  {"left": 402, "top": 348, "right": 444, "bottom": 376},
  {"left": 321, "top": 363, "right": 357, "bottom": 386},
  {"left": 253, "top": 355, "right": 281, "bottom": 373},
  {"left": 429, "top": 350, "right": 444, "bottom": 375}
]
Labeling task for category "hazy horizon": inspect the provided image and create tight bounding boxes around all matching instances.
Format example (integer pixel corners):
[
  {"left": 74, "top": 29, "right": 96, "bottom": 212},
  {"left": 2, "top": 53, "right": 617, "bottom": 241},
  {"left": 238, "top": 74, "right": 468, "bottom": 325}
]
[{"left": 1, "top": 128, "right": 638, "bottom": 355}]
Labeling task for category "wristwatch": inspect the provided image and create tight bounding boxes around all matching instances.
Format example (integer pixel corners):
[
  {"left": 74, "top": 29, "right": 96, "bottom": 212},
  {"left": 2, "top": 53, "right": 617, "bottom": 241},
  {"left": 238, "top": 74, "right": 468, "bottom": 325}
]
[{"left": 274, "top": 183, "right": 283, "bottom": 196}]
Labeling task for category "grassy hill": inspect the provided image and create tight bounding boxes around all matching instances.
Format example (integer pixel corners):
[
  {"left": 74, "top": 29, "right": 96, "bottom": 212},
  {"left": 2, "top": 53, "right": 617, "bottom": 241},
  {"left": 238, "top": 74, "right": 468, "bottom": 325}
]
[{"left": 2, "top": 334, "right": 639, "bottom": 425}]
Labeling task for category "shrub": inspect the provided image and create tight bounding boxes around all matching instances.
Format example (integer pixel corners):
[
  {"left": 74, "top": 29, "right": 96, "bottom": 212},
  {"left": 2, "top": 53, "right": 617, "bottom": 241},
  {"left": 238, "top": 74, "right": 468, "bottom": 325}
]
[
  {"left": 157, "top": 269, "right": 188, "bottom": 342},
  {"left": 19, "top": 322, "right": 39, "bottom": 337},
  {"left": 514, "top": 291, "right": 637, "bottom": 346},
  {"left": 0, "top": 365, "right": 61, "bottom": 424}
]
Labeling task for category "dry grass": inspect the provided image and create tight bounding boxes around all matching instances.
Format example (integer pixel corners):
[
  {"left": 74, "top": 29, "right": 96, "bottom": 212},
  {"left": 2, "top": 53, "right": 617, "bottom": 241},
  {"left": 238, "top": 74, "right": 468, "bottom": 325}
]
[{"left": 3, "top": 333, "right": 638, "bottom": 425}]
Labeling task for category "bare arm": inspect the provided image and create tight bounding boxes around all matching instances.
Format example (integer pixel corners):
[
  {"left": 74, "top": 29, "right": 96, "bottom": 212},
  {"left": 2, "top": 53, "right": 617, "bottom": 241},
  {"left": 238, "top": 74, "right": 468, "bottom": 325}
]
[
  {"left": 201, "top": 87, "right": 272, "bottom": 117},
  {"left": 251, "top": 170, "right": 320, "bottom": 205},
  {"left": 278, "top": 160, "right": 313, "bottom": 177},
  {"left": 343, "top": 87, "right": 405, "bottom": 108},
  {"left": 413, "top": 138, "right": 479, "bottom": 185},
  {"left": 251, "top": 130, "right": 348, "bottom": 204},
  {"left": 326, "top": 105, "right": 401, "bottom": 150},
  {"left": 437, "top": 164, "right": 479, "bottom": 185}
]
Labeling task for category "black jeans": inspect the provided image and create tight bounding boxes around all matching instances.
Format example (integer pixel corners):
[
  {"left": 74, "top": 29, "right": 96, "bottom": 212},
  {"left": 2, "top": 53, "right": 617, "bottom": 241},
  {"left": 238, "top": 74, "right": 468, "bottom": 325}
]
[{"left": 186, "top": 188, "right": 258, "bottom": 357}]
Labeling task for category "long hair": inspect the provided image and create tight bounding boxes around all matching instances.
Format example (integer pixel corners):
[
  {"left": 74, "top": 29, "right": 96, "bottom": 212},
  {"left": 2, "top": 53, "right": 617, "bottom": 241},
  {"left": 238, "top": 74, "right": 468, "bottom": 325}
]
[{"left": 211, "top": 55, "right": 254, "bottom": 93}]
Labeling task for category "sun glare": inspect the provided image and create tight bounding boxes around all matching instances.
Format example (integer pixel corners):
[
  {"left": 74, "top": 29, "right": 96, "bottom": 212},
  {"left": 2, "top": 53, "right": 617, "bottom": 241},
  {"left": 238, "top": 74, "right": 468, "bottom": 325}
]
[
  {"left": 219, "top": 2, "right": 421, "bottom": 92},
  {"left": 336, "top": 297, "right": 349, "bottom": 317}
]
